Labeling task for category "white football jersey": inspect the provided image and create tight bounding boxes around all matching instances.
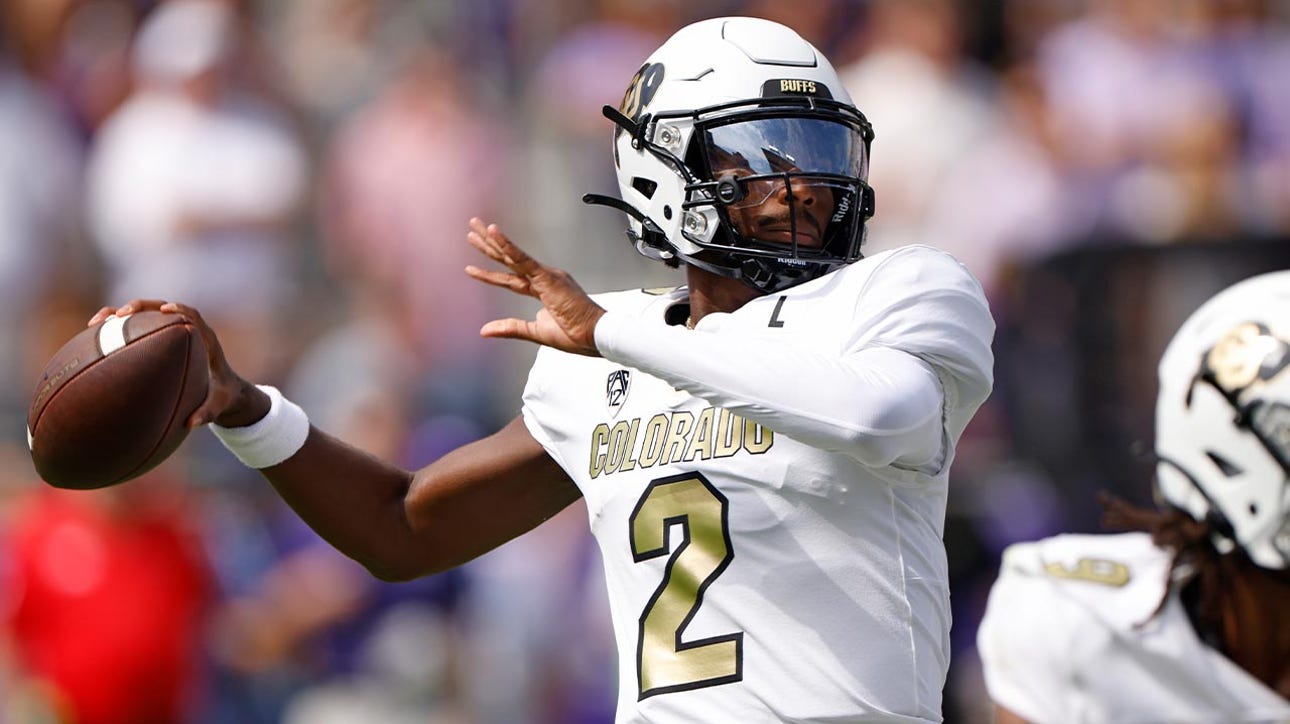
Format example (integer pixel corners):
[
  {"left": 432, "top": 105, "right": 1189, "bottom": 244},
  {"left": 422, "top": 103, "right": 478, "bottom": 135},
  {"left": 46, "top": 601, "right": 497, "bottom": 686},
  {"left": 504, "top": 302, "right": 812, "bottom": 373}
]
[
  {"left": 523, "top": 246, "right": 994, "bottom": 723},
  {"left": 978, "top": 532, "right": 1290, "bottom": 724}
]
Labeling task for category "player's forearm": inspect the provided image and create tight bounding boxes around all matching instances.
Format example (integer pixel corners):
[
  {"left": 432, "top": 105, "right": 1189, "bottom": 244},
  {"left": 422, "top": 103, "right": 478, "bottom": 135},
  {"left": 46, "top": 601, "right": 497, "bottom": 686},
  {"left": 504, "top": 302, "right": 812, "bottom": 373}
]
[
  {"left": 208, "top": 382, "right": 444, "bottom": 580},
  {"left": 595, "top": 314, "right": 943, "bottom": 468},
  {"left": 258, "top": 427, "right": 436, "bottom": 581},
  {"left": 254, "top": 415, "right": 581, "bottom": 582}
]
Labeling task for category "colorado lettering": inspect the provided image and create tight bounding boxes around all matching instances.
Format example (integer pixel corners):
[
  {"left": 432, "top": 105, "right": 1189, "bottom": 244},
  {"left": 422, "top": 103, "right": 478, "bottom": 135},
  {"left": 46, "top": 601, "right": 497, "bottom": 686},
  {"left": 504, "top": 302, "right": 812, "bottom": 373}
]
[{"left": 589, "top": 407, "right": 773, "bottom": 479}]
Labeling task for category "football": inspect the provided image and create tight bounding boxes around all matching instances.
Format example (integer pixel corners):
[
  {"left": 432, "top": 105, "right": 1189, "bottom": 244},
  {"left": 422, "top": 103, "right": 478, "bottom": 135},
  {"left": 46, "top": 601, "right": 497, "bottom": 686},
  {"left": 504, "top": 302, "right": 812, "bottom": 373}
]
[{"left": 27, "top": 311, "right": 209, "bottom": 490}]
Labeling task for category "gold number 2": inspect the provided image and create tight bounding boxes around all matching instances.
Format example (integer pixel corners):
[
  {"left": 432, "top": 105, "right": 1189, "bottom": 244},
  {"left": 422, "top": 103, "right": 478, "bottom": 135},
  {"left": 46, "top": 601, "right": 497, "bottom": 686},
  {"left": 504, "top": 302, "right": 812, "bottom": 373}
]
[{"left": 629, "top": 472, "right": 743, "bottom": 700}]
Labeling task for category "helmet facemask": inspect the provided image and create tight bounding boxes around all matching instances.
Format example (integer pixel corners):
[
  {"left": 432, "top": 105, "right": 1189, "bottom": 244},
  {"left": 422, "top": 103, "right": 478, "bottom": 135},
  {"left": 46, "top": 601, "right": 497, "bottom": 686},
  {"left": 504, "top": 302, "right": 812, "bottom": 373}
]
[
  {"left": 678, "top": 102, "right": 875, "bottom": 292},
  {"left": 592, "top": 97, "right": 875, "bottom": 294}
]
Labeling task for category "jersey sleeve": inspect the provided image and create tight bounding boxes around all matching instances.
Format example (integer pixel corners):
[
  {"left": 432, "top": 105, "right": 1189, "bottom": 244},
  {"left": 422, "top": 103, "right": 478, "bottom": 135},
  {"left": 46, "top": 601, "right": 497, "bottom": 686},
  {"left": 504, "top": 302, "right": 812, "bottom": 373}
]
[
  {"left": 847, "top": 246, "right": 995, "bottom": 440},
  {"left": 976, "top": 542, "right": 1081, "bottom": 724},
  {"left": 520, "top": 344, "right": 579, "bottom": 476},
  {"left": 593, "top": 248, "right": 994, "bottom": 470}
]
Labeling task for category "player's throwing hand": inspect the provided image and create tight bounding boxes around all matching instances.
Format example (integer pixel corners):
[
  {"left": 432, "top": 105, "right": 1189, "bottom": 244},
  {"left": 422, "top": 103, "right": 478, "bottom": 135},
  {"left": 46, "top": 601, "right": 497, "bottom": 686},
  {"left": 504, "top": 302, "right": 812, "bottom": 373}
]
[{"left": 465, "top": 216, "right": 607, "bottom": 357}]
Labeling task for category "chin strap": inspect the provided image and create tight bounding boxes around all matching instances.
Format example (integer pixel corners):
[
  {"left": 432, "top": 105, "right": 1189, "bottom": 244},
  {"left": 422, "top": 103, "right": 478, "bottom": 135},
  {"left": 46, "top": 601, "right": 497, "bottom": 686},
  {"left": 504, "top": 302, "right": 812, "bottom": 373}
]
[
  {"left": 1156, "top": 455, "right": 1238, "bottom": 542},
  {"left": 582, "top": 193, "right": 671, "bottom": 255},
  {"left": 581, "top": 193, "right": 646, "bottom": 224}
]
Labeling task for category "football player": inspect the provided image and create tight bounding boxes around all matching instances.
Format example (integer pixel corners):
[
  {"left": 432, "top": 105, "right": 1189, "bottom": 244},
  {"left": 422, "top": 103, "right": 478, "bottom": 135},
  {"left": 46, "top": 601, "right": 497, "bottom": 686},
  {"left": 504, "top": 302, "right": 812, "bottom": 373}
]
[
  {"left": 977, "top": 271, "right": 1290, "bottom": 723},
  {"left": 96, "top": 18, "right": 994, "bottom": 722}
]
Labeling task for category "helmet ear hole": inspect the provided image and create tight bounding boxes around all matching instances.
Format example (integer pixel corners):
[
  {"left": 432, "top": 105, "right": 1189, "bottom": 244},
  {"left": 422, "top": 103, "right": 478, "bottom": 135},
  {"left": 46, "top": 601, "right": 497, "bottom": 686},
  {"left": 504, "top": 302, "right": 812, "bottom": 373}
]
[
  {"left": 632, "top": 177, "right": 658, "bottom": 199},
  {"left": 1205, "top": 450, "right": 1243, "bottom": 477}
]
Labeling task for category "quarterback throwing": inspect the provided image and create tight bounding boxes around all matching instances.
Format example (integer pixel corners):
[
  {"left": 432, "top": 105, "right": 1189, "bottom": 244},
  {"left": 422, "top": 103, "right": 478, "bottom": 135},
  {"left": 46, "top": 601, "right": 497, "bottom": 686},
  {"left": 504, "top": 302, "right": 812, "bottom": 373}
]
[{"left": 94, "top": 17, "right": 994, "bottom": 723}]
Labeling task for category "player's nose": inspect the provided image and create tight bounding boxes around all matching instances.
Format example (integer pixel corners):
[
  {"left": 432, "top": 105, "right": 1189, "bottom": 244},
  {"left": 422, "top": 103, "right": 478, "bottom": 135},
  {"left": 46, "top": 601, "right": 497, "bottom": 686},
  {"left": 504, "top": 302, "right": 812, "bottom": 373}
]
[{"left": 777, "top": 176, "right": 824, "bottom": 207}]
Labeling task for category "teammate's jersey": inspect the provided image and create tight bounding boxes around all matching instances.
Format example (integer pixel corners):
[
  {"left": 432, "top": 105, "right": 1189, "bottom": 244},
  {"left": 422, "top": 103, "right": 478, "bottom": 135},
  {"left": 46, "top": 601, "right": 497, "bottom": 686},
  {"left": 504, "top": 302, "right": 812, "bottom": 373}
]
[
  {"left": 977, "top": 532, "right": 1290, "bottom": 724},
  {"left": 523, "top": 245, "right": 994, "bottom": 723}
]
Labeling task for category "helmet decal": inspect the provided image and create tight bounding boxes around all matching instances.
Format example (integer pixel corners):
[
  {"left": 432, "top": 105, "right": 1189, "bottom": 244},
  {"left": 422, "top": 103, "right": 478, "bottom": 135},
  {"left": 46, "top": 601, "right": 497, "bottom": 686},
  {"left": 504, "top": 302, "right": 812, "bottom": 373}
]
[
  {"left": 617, "top": 63, "right": 666, "bottom": 137},
  {"left": 1200, "top": 322, "right": 1289, "bottom": 397}
]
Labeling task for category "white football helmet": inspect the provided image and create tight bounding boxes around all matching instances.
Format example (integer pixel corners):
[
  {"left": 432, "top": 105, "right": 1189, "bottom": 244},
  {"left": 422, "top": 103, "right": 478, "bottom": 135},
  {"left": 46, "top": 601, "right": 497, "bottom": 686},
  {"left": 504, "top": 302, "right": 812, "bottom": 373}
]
[
  {"left": 1155, "top": 270, "right": 1290, "bottom": 569},
  {"left": 584, "top": 17, "right": 875, "bottom": 293}
]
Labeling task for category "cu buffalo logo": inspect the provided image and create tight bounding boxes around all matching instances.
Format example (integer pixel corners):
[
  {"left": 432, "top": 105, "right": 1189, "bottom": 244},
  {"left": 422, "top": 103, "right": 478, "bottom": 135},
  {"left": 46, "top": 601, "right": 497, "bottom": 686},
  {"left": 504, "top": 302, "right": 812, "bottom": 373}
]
[
  {"left": 1203, "top": 322, "right": 1289, "bottom": 396},
  {"left": 616, "top": 62, "right": 665, "bottom": 140},
  {"left": 607, "top": 369, "right": 632, "bottom": 417}
]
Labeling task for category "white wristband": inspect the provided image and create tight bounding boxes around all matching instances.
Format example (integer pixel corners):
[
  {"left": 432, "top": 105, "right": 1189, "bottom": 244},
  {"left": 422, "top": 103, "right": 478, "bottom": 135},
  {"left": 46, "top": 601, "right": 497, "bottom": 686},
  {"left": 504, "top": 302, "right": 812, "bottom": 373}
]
[{"left": 209, "top": 385, "right": 309, "bottom": 469}]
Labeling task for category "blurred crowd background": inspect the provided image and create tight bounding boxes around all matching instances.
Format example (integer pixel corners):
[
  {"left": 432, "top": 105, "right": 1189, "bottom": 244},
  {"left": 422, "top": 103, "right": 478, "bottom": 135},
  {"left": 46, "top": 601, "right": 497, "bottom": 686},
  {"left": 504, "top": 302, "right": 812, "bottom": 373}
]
[{"left": 0, "top": 0, "right": 1288, "bottom": 722}]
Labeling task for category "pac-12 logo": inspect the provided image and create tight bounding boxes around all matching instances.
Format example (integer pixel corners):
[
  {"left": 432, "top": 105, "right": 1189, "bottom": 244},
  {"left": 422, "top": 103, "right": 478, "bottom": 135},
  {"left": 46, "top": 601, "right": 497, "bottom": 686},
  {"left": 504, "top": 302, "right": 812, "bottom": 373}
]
[{"left": 607, "top": 369, "right": 632, "bottom": 417}]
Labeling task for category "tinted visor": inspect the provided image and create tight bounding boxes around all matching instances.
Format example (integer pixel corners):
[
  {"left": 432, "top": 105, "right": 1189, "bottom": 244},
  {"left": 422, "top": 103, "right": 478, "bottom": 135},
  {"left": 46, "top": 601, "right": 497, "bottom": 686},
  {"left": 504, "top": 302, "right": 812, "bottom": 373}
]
[
  {"left": 703, "top": 116, "right": 868, "bottom": 191},
  {"left": 696, "top": 116, "right": 869, "bottom": 257}
]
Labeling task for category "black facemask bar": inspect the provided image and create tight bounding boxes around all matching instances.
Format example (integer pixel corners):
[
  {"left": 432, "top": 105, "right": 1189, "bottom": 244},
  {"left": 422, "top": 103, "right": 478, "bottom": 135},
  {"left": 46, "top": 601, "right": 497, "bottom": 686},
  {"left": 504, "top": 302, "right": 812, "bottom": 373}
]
[
  {"left": 688, "top": 104, "right": 873, "bottom": 291},
  {"left": 587, "top": 97, "right": 876, "bottom": 293},
  {"left": 683, "top": 172, "right": 872, "bottom": 262}
]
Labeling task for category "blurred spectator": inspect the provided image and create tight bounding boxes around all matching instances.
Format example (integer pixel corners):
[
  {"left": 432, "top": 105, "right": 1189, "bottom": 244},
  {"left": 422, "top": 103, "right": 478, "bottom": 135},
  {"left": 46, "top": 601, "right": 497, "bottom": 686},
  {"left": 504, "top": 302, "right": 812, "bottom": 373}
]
[
  {"left": 199, "top": 485, "right": 374, "bottom": 724},
  {"left": 86, "top": 0, "right": 307, "bottom": 380},
  {"left": 0, "top": 475, "right": 212, "bottom": 724},
  {"left": 321, "top": 46, "right": 512, "bottom": 418},
  {"left": 0, "top": 51, "right": 84, "bottom": 445},
  {"left": 1193, "top": 0, "right": 1290, "bottom": 235},
  {"left": 457, "top": 504, "right": 615, "bottom": 724},
  {"left": 519, "top": 0, "right": 681, "bottom": 295},
  {"left": 1034, "top": 0, "right": 1239, "bottom": 243},
  {"left": 736, "top": 0, "right": 857, "bottom": 57},
  {"left": 0, "top": 0, "right": 78, "bottom": 78},
  {"left": 839, "top": 0, "right": 996, "bottom": 256},
  {"left": 915, "top": 61, "right": 1073, "bottom": 298},
  {"left": 4, "top": 4, "right": 1290, "bottom": 724},
  {"left": 268, "top": 0, "right": 390, "bottom": 132},
  {"left": 270, "top": 323, "right": 476, "bottom": 724},
  {"left": 46, "top": 0, "right": 140, "bottom": 138}
]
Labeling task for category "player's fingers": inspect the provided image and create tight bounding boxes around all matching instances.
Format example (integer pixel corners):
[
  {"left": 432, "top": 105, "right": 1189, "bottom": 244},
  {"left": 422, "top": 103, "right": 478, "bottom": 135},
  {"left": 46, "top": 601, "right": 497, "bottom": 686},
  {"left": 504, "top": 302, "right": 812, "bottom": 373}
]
[
  {"left": 468, "top": 217, "right": 512, "bottom": 259},
  {"left": 485, "top": 224, "right": 543, "bottom": 276},
  {"left": 465, "top": 265, "right": 533, "bottom": 295},
  {"left": 187, "top": 397, "right": 219, "bottom": 428},
  {"left": 467, "top": 232, "right": 543, "bottom": 290},
  {"left": 157, "top": 302, "right": 232, "bottom": 380},
  {"left": 468, "top": 220, "right": 551, "bottom": 287},
  {"left": 479, "top": 318, "right": 538, "bottom": 341},
  {"left": 114, "top": 298, "right": 173, "bottom": 316},
  {"left": 158, "top": 301, "right": 207, "bottom": 326},
  {"left": 467, "top": 229, "right": 506, "bottom": 265},
  {"left": 187, "top": 386, "right": 232, "bottom": 428},
  {"left": 87, "top": 306, "right": 118, "bottom": 326},
  {"left": 468, "top": 216, "right": 494, "bottom": 242}
]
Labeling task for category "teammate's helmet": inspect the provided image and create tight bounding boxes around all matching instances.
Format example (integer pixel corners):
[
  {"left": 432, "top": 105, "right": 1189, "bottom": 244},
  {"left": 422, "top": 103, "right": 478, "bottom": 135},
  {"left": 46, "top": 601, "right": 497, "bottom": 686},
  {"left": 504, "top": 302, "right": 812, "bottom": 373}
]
[
  {"left": 1155, "top": 271, "right": 1290, "bottom": 569},
  {"left": 590, "top": 17, "right": 875, "bottom": 294}
]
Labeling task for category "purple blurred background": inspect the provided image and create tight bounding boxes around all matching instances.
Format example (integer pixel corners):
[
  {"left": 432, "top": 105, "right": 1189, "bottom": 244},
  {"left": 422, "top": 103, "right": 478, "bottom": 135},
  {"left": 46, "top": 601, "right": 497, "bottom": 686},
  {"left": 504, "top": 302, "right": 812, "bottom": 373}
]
[{"left": 1, "top": 1, "right": 1288, "bottom": 722}]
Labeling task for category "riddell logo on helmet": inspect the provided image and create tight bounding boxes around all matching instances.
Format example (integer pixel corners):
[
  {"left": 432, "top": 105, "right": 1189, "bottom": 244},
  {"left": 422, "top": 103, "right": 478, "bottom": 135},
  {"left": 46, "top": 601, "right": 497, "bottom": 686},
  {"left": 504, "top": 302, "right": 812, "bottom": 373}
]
[{"left": 831, "top": 194, "right": 851, "bottom": 224}]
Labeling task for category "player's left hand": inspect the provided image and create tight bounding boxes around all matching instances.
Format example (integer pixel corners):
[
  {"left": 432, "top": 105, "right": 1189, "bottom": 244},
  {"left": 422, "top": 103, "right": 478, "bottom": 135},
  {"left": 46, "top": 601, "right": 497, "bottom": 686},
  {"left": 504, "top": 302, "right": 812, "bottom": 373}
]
[{"left": 466, "top": 217, "right": 606, "bottom": 357}]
